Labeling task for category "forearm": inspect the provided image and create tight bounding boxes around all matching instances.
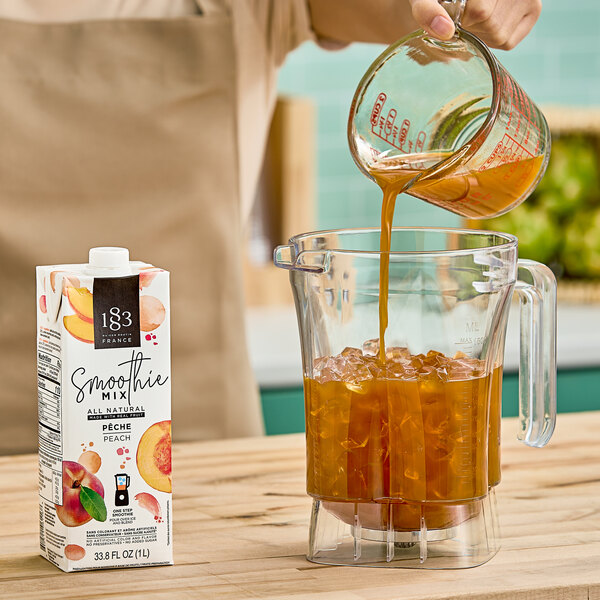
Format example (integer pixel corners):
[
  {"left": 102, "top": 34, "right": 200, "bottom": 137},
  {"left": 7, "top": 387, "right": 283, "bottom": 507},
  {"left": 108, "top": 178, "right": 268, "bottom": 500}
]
[{"left": 307, "top": 0, "right": 420, "bottom": 45}]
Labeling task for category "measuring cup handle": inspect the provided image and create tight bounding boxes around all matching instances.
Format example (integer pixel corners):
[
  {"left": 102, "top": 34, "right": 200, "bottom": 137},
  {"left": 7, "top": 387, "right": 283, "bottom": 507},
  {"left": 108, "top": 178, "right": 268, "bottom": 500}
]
[
  {"left": 438, "top": 0, "right": 467, "bottom": 27},
  {"left": 514, "top": 259, "right": 557, "bottom": 448}
]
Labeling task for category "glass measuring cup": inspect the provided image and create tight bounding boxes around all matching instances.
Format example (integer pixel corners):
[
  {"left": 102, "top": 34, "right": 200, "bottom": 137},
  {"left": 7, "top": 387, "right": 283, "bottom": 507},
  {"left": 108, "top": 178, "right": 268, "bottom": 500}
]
[
  {"left": 274, "top": 227, "right": 556, "bottom": 568},
  {"left": 348, "top": 0, "right": 550, "bottom": 219}
]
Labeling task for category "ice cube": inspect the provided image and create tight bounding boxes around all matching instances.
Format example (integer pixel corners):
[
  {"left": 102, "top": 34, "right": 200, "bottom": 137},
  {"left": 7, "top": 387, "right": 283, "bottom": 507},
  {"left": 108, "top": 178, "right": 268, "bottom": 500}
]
[
  {"left": 327, "top": 354, "right": 347, "bottom": 378},
  {"left": 386, "top": 346, "right": 411, "bottom": 362},
  {"left": 316, "top": 367, "right": 336, "bottom": 383},
  {"left": 448, "top": 356, "right": 484, "bottom": 380},
  {"left": 423, "top": 350, "right": 447, "bottom": 368},
  {"left": 436, "top": 366, "right": 449, "bottom": 382},
  {"left": 386, "top": 359, "right": 412, "bottom": 380},
  {"left": 313, "top": 356, "right": 329, "bottom": 373},
  {"left": 411, "top": 355, "right": 425, "bottom": 370},
  {"left": 344, "top": 379, "right": 370, "bottom": 393},
  {"left": 366, "top": 359, "right": 384, "bottom": 379},
  {"left": 341, "top": 346, "right": 362, "bottom": 358},
  {"left": 313, "top": 356, "right": 335, "bottom": 382},
  {"left": 362, "top": 338, "right": 380, "bottom": 357}
]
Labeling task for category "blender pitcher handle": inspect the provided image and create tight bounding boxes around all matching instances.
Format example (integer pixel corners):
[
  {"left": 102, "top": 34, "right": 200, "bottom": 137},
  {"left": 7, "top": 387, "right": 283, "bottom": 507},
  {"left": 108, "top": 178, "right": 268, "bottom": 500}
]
[{"left": 514, "top": 259, "right": 557, "bottom": 448}]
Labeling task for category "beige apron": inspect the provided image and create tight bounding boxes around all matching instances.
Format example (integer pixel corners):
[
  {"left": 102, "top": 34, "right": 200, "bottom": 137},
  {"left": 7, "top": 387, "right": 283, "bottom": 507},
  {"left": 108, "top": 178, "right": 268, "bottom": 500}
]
[{"left": 0, "top": 2, "right": 264, "bottom": 454}]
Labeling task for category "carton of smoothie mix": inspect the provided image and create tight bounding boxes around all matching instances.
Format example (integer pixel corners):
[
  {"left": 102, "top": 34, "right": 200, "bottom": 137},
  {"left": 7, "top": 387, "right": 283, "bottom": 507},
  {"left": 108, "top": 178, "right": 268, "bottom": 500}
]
[{"left": 36, "top": 247, "right": 173, "bottom": 571}]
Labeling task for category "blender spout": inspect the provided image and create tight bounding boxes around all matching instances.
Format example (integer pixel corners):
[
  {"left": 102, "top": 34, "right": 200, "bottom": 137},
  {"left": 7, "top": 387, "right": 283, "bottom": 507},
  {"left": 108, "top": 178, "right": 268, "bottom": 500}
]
[{"left": 273, "top": 244, "right": 328, "bottom": 273}]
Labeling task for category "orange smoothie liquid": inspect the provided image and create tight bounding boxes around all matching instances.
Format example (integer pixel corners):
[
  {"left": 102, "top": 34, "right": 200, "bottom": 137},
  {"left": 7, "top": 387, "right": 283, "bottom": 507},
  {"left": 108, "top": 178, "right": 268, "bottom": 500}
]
[
  {"left": 306, "top": 350, "right": 502, "bottom": 501},
  {"left": 305, "top": 349, "right": 502, "bottom": 531}
]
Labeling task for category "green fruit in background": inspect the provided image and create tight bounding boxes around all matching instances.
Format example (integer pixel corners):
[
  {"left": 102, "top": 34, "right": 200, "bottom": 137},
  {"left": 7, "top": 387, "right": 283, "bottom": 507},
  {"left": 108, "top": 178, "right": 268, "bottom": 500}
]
[
  {"left": 562, "top": 210, "right": 600, "bottom": 278},
  {"left": 486, "top": 204, "right": 561, "bottom": 265},
  {"left": 534, "top": 136, "right": 599, "bottom": 218},
  {"left": 481, "top": 133, "right": 600, "bottom": 279}
]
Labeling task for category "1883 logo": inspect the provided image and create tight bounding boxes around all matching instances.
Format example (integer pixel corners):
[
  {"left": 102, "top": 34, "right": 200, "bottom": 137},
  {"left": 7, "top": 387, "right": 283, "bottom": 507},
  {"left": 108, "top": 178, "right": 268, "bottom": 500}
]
[
  {"left": 102, "top": 307, "right": 133, "bottom": 331},
  {"left": 93, "top": 276, "right": 141, "bottom": 349}
]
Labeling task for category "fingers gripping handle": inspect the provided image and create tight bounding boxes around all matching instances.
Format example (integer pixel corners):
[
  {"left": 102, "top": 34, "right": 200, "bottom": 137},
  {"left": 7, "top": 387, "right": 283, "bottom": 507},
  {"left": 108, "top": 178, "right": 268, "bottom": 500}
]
[
  {"left": 439, "top": 0, "right": 467, "bottom": 26},
  {"left": 515, "top": 260, "right": 557, "bottom": 448}
]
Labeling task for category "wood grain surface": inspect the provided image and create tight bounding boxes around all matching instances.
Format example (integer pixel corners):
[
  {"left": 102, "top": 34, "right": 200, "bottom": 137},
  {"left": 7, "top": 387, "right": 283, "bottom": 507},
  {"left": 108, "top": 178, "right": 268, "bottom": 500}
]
[{"left": 2, "top": 411, "right": 600, "bottom": 599}]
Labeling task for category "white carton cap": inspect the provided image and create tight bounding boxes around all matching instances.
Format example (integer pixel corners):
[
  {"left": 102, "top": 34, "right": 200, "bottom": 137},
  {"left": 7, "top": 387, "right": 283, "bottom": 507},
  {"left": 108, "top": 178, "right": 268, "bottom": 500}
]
[{"left": 88, "top": 247, "right": 130, "bottom": 270}]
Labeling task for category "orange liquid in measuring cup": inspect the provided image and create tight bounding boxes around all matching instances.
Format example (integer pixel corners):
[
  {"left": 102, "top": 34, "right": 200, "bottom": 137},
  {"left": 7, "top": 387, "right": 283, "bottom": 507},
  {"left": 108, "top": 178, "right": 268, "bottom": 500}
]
[{"left": 371, "top": 152, "right": 544, "bottom": 219}]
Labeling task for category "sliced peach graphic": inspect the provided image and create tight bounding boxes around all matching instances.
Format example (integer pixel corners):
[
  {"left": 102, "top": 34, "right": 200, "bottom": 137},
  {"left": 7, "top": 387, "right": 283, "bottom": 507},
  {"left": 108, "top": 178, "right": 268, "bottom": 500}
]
[
  {"left": 39, "top": 295, "right": 47, "bottom": 314},
  {"left": 50, "top": 271, "right": 62, "bottom": 292},
  {"left": 55, "top": 461, "right": 104, "bottom": 527},
  {"left": 136, "top": 421, "right": 172, "bottom": 493},
  {"left": 134, "top": 492, "right": 163, "bottom": 522},
  {"left": 50, "top": 271, "right": 81, "bottom": 295},
  {"left": 66, "top": 287, "right": 93, "bottom": 323},
  {"left": 64, "top": 276, "right": 81, "bottom": 293},
  {"left": 139, "top": 268, "right": 162, "bottom": 289},
  {"left": 64, "top": 315, "right": 94, "bottom": 344},
  {"left": 140, "top": 296, "right": 166, "bottom": 332}
]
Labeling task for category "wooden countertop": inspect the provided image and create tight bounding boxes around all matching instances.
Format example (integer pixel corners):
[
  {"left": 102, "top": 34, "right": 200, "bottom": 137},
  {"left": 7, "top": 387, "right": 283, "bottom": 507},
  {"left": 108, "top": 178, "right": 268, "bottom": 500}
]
[{"left": 2, "top": 411, "right": 600, "bottom": 599}]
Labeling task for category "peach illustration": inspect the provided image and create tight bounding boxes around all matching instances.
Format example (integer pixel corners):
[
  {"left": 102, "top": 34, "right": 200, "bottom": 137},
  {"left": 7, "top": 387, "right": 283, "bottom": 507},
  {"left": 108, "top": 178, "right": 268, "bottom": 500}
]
[
  {"left": 139, "top": 268, "right": 162, "bottom": 289},
  {"left": 63, "top": 315, "right": 94, "bottom": 344},
  {"left": 67, "top": 287, "right": 93, "bottom": 323},
  {"left": 64, "top": 544, "right": 86, "bottom": 561},
  {"left": 55, "top": 461, "right": 104, "bottom": 527},
  {"left": 134, "top": 492, "right": 163, "bottom": 522},
  {"left": 140, "top": 296, "right": 165, "bottom": 332},
  {"left": 49, "top": 271, "right": 63, "bottom": 292},
  {"left": 50, "top": 271, "right": 81, "bottom": 295},
  {"left": 39, "top": 295, "right": 47, "bottom": 314},
  {"left": 136, "top": 421, "right": 172, "bottom": 493},
  {"left": 78, "top": 450, "right": 101, "bottom": 474}
]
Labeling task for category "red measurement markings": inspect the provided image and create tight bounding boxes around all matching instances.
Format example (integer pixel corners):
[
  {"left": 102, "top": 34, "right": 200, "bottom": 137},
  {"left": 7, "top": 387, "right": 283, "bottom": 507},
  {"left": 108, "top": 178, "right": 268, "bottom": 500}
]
[
  {"left": 497, "top": 66, "right": 542, "bottom": 156},
  {"left": 385, "top": 109, "right": 398, "bottom": 136},
  {"left": 370, "top": 92, "right": 387, "bottom": 127},
  {"left": 370, "top": 95, "right": 426, "bottom": 153},
  {"left": 478, "top": 133, "right": 535, "bottom": 191}
]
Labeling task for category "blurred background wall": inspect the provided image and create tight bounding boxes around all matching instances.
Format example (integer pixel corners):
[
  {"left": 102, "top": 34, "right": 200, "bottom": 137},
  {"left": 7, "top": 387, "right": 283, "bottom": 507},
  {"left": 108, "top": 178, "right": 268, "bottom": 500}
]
[{"left": 276, "top": 0, "right": 600, "bottom": 231}]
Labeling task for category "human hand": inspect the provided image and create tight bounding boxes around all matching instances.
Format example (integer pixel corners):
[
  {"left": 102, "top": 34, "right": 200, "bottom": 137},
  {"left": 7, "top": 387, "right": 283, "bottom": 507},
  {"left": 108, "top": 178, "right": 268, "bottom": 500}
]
[{"left": 408, "top": 0, "right": 542, "bottom": 49}]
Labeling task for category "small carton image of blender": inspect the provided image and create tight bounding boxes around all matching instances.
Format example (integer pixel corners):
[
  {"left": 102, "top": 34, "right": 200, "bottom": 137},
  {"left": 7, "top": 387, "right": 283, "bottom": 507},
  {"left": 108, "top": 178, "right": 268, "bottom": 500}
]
[{"left": 115, "top": 474, "right": 131, "bottom": 507}]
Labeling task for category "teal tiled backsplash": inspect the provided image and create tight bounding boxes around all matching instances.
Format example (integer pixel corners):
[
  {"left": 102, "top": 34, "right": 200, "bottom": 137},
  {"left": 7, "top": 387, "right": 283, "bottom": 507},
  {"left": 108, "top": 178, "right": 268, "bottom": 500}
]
[{"left": 277, "top": 1, "right": 600, "bottom": 230}]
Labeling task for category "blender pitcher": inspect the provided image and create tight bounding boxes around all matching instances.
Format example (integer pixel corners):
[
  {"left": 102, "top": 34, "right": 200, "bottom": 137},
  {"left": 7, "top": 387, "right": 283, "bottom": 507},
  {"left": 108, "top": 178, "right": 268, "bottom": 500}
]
[
  {"left": 348, "top": 0, "right": 551, "bottom": 219},
  {"left": 274, "top": 227, "right": 556, "bottom": 568}
]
